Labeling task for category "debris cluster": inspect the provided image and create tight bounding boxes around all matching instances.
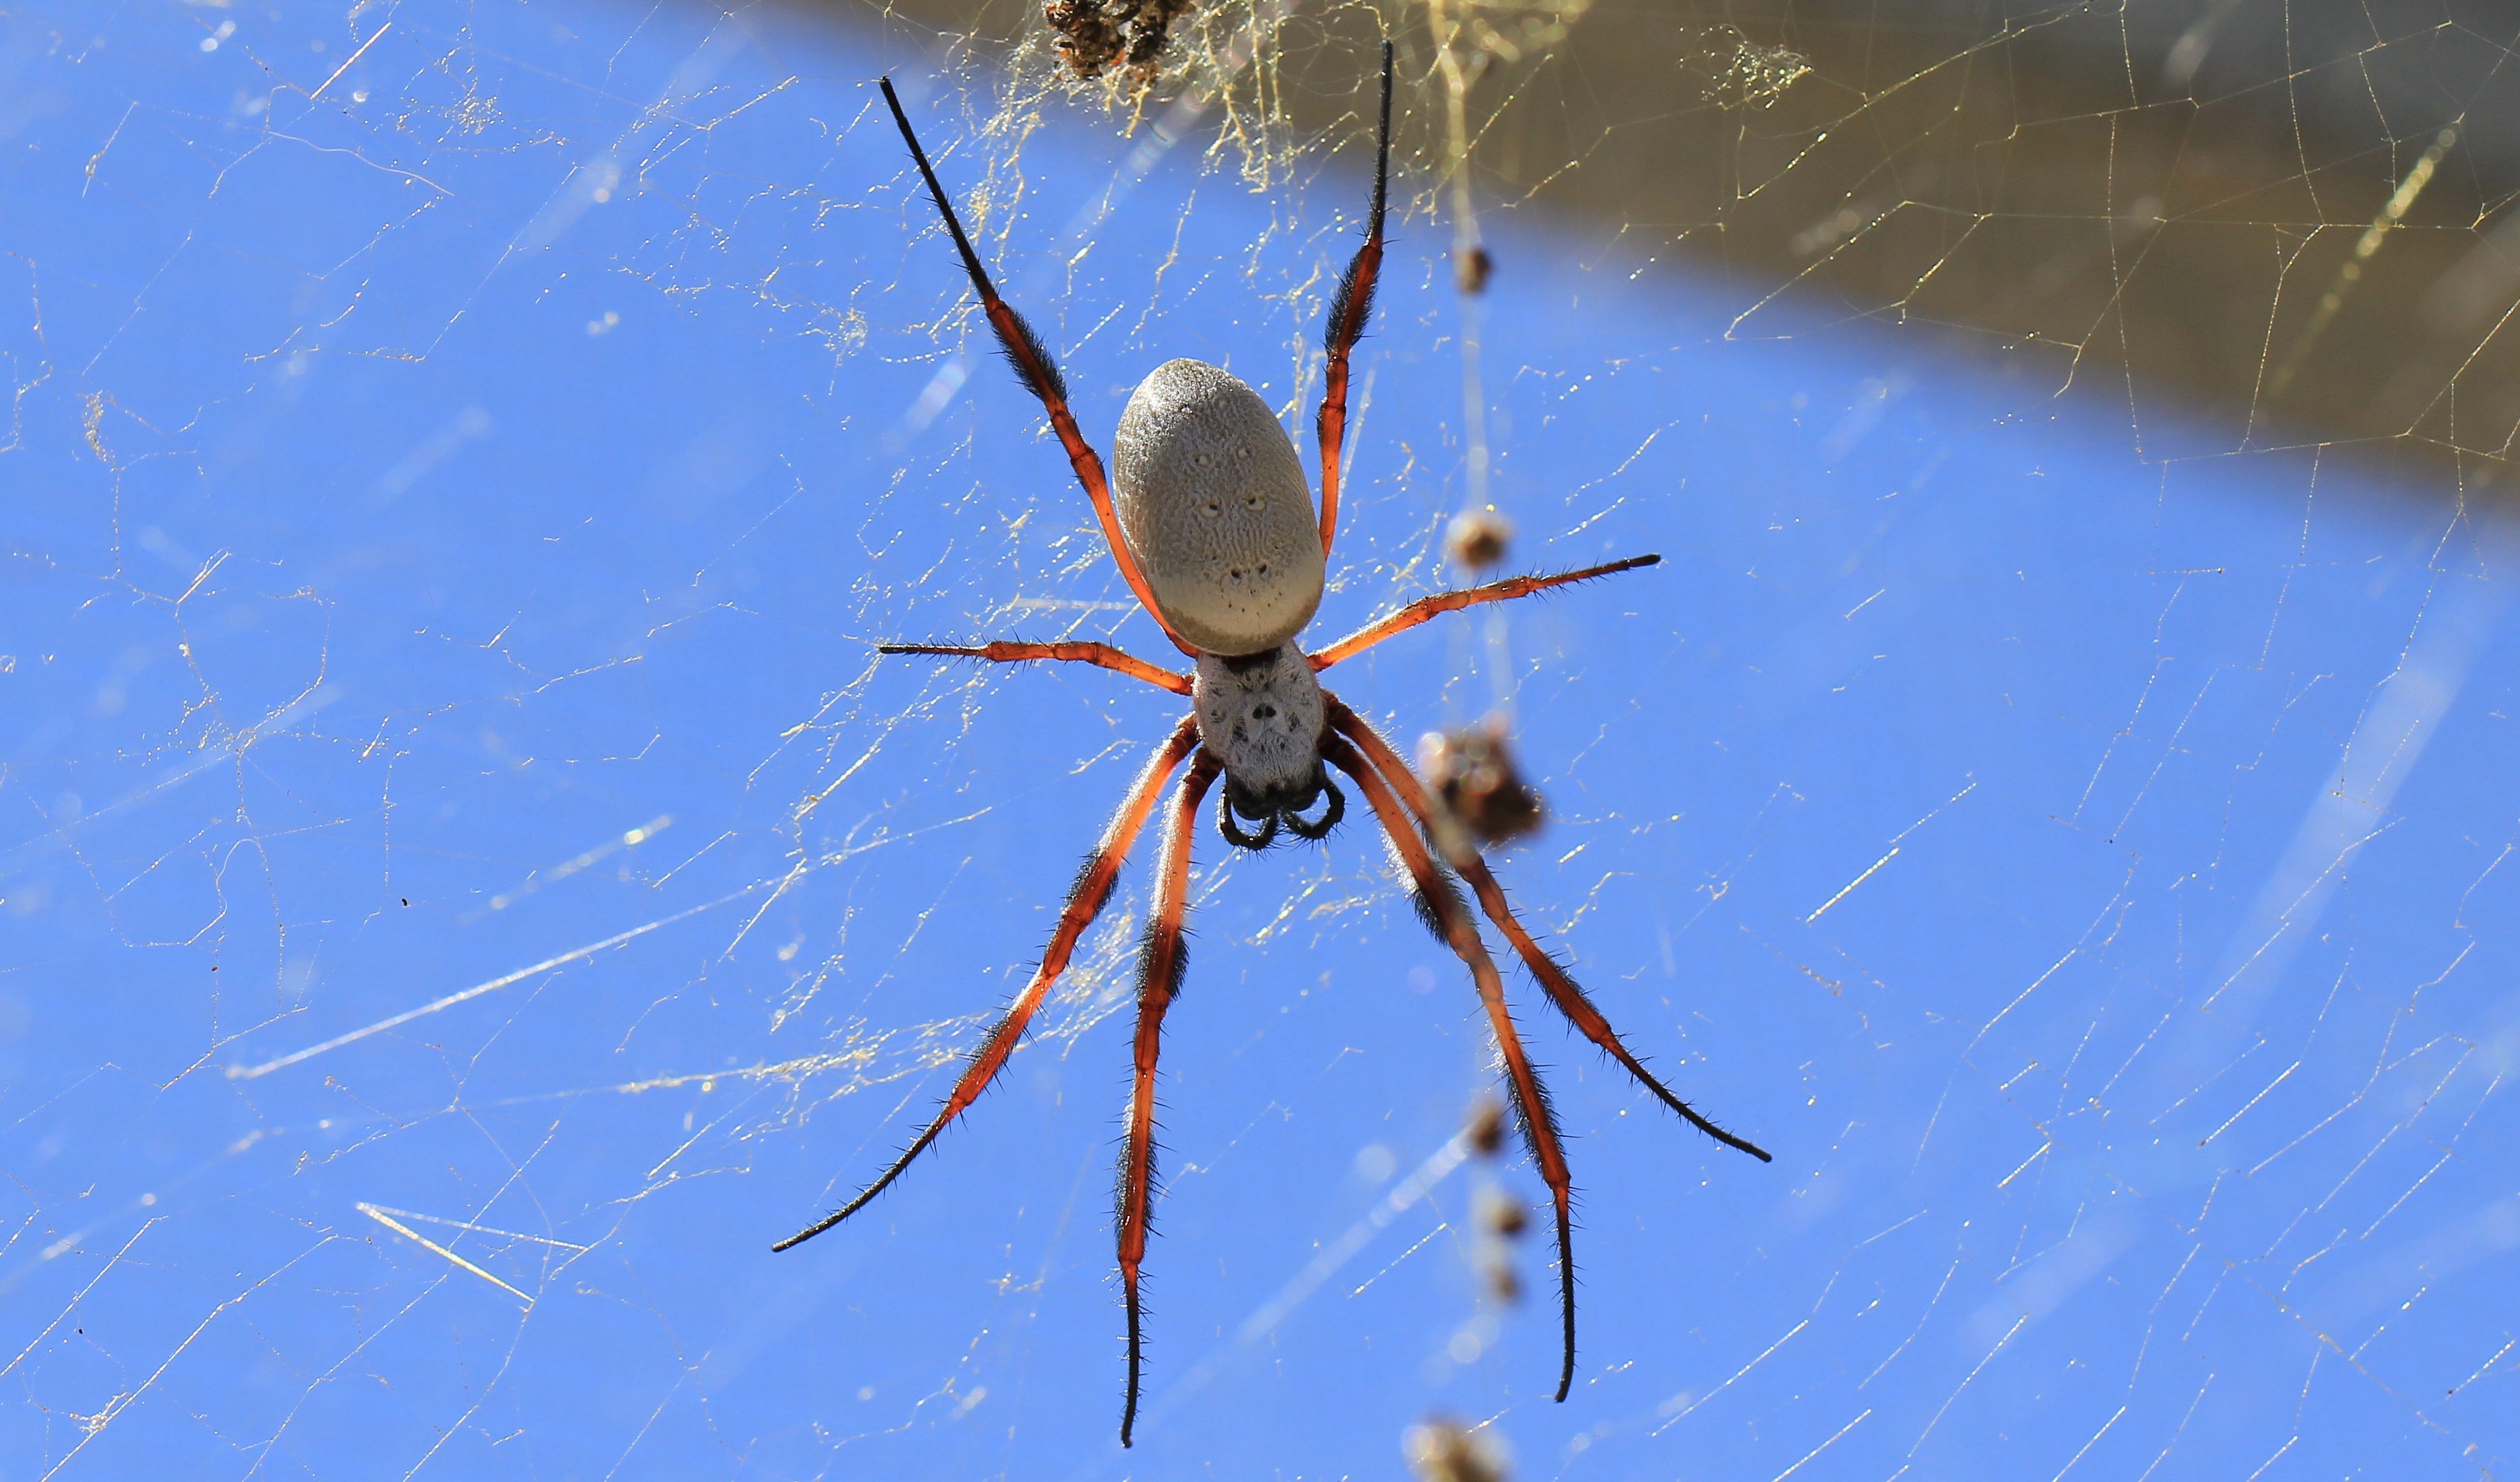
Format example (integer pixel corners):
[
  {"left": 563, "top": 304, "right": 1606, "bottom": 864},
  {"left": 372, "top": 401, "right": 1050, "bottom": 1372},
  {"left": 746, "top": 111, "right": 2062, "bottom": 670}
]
[
  {"left": 1404, "top": 1416, "right": 1508, "bottom": 1482},
  {"left": 1046, "top": 0, "right": 1198, "bottom": 83},
  {"left": 1443, "top": 507, "right": 1513, "bottom": 573},
  {"left": 1461, "top": 1097, "right": 1532, "bottom": 1305},
  {"left": 1418, "top": 716, "right": 1546, "bottom": 854}
]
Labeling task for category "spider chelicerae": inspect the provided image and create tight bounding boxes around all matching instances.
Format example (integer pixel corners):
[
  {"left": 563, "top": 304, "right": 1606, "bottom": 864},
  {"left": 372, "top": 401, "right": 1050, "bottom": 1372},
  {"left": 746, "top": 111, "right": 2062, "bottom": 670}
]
[{"left": 778, "top": 44, "right": 1772, "bottom": 1446}]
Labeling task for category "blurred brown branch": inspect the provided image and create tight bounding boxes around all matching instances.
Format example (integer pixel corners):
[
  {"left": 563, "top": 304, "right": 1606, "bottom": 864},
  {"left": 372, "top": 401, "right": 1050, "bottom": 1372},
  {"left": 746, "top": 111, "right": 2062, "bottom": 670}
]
[{"left": 813, "top": 0, "right": 2520, "bottom": 500}]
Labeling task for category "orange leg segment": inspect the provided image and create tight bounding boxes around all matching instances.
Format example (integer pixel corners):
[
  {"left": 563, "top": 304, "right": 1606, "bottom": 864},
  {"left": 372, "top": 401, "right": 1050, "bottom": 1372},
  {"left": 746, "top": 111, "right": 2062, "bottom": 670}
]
[
  {"left": 878, "top": 78, "right": 1194, "bottom": 657},
  {"left": 1322, "top": 731, "right": 1582, "bottom": 1403},
  {"left": 1315, "top": 40, "right": 1392, "bottom": 558},
  {"left": 772, "top": 717, "right": 1200, "bottom": 1255},
  {"left": 1117, "top": 750, "right": 1222, "bottom": 1447},
  {"left": 1310, "top": 554, "right": 1663, "bottom": 670},
  {"left": 1326, "top": 697, "right": 1772, "bottom": 1163},
  {"left": 881, "top": 641, "right": 1191, "bottom": 694}
]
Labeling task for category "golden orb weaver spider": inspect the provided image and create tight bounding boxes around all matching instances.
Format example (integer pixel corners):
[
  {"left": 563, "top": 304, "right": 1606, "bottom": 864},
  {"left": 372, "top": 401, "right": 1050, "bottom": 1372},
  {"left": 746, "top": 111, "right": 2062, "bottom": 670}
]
[{"left": 776, "top": 43, "right": 1772, "bottom": 1447}]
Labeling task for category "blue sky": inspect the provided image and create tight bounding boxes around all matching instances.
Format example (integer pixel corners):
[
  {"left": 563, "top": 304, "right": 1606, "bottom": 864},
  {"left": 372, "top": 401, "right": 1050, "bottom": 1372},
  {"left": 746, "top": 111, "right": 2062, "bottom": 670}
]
[{"left": 4, "top": 1, "right": 2516, "bottom": 1478}]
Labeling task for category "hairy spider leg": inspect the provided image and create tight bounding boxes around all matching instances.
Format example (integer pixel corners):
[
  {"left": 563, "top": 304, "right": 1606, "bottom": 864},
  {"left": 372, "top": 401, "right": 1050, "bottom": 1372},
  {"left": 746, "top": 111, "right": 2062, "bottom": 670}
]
[
  {"left": 1309, "top": 554, "right": 1663, "bottom": 670},
  {"left": 1118, "top": 750, "right": 1222, "bottom": 1447},
  {"left": 772, "top": 717, "right": 1201, "bottom": 1254},
  {"left": 881, "top": 641, "right": 1192, "bottom": 695},
  {"left": 878, "top": 78, "right": 1195, "bottom": 658},
  {"left": 1314, "top": 38, "right": 1394, "bottom": 559},
  {"left": 1326, "top": 698, "right": 1772, "bottom": 1163},
  {"left": 1321, "top": 732, "right": 1582, "bottom": 1403}
]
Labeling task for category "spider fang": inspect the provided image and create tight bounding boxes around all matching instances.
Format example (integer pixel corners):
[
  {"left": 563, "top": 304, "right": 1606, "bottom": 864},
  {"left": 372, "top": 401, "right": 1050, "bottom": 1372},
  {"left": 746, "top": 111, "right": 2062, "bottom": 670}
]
[{"left": 1216, "top": 789, "right": 1278, "bottom": 849}]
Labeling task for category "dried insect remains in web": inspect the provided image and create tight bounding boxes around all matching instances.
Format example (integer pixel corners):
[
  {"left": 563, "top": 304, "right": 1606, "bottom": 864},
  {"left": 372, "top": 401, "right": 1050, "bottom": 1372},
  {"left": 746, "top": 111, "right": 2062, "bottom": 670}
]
[{"left": 776, "top": 44, "right": 1772, "bottom": 1449}]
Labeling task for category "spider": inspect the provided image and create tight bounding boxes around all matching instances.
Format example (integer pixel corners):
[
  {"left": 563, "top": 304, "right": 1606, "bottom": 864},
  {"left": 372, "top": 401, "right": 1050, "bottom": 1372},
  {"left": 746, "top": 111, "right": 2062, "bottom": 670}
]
[{"left": 777, "top": 45, "right": 1772, "bottom": 1447}]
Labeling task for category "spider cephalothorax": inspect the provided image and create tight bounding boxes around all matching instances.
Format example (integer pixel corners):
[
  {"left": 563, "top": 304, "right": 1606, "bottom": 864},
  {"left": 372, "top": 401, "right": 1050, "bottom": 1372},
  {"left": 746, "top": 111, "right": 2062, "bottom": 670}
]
[
  {"left": 1195, "top": 645, "right": 1339, "bottom": 847},
  {"left": 779, "top": 45, "right": 1772, "bottom": 1449}
]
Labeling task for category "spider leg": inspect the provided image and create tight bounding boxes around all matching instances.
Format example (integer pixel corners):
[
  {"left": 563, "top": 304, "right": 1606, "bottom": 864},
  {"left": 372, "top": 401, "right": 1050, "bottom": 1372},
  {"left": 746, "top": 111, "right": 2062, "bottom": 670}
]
[
  {"left": 878, "top": 79, "right": 1194, "bottom": 658},
  {"left": 1321, "top": 732, "right": 1581, "bottom": 1404},
  {"left": 1326, "top": 697, "right": 1772, "bottom": 1163},
  {"left": 1118, "top": 750, "right": 1222, "bottom": 1447},
  {"left": 881, "top": 641, "right": 1191, "bottom": 694},
  {"left": 1314, "top": 39, "right": 1393, "bottom": 559},
  {"left": 772, "top": 716, "right": 1200, "bottom": 1254},
  {"left": 1309, "top": 554, "right": 1663, "bottom": 671}
]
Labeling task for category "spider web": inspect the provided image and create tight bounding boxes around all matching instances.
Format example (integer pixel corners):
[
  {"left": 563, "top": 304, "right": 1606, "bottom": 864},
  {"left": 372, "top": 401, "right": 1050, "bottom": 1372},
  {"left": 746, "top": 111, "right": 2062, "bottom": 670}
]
[{"left": 3, "top": 0, "right": 2516, "bottom": 1476}]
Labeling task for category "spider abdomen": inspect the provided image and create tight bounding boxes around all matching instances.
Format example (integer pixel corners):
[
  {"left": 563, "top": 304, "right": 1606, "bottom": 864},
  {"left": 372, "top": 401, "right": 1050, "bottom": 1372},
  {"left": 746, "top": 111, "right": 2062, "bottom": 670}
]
[{"left": 1113, "top": 359, "right": 1325, "bottom": 656}]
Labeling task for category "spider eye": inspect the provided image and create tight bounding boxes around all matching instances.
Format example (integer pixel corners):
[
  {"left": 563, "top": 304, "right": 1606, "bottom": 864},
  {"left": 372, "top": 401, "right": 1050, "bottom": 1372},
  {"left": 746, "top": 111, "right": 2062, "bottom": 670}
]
[{"left": 1201, "top": 501, "right": 1221, "bottom": 517}]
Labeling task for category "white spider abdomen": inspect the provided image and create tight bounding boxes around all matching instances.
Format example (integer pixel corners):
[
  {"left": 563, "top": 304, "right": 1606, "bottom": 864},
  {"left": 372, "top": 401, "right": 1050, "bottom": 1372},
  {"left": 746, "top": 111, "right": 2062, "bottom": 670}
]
[
  {"left": 1193, "top": 643, "right": 1327, "bottom": 815},
  {"left": 1113, "top": 359, "right": 1325, "bottom": 656}
]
